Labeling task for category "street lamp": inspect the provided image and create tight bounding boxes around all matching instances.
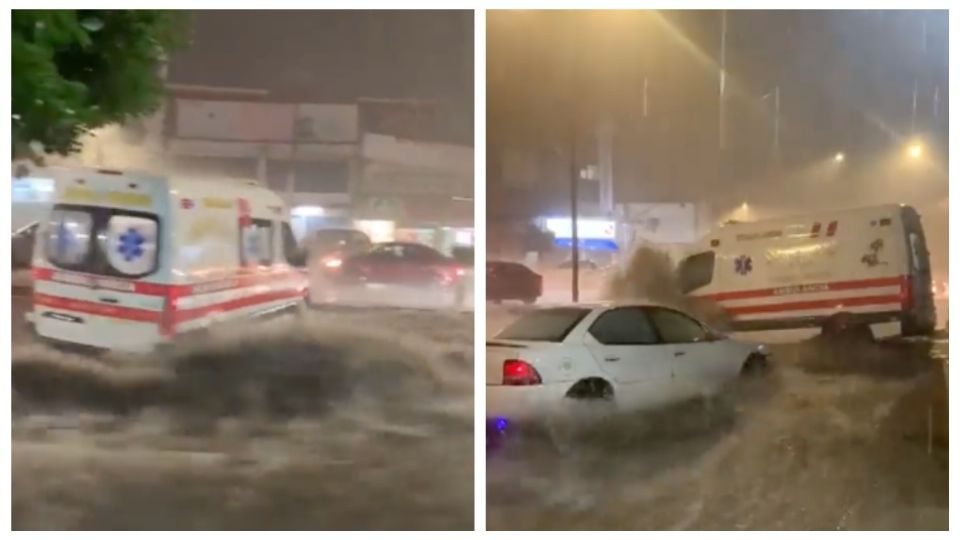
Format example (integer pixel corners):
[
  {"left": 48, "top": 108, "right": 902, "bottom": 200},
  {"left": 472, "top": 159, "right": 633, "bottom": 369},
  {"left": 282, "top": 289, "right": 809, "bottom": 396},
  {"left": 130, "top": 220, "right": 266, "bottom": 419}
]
[
  {"left": 834, "top": 152, "right": 845, "bottom": 163},
  {"left": 907, "top": 143, "right": 924, "bottom": 159}
]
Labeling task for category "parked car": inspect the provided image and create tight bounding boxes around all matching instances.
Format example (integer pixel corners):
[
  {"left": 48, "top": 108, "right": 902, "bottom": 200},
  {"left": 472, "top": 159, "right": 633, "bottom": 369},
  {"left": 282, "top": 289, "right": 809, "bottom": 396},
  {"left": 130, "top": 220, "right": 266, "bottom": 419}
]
[
  {"left": 487, "top": 261, "right": 542, "bottom": 304},
  {"left": 326, "top": 242, "right": 467, "bottom": 307},
  {"left": 486, "top": 302, "right": 768, "bottom": 440},
  {"left": 304, "top": 228, "right": 372, "bottom": 271}
]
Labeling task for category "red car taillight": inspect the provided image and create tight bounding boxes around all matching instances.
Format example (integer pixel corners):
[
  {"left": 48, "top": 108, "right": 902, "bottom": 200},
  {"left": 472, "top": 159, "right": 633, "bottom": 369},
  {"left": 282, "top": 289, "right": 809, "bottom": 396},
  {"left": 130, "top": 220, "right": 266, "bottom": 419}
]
[
  {"left": 503, "top": 359, "right": 542, "bottom": 386},
  {"left": 438, "top": 265, "right": 464, "bottom": 284}
]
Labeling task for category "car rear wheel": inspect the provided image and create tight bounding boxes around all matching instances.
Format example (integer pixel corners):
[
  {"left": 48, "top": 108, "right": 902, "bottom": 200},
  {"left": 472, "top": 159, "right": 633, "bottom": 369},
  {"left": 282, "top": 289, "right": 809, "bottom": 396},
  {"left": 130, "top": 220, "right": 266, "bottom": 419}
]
[
  {"left": 545, "top": 379, "right": 616, "bottom": 454},
  {"left": 740, "top": 353, "right": 768, "bottom": 376}
]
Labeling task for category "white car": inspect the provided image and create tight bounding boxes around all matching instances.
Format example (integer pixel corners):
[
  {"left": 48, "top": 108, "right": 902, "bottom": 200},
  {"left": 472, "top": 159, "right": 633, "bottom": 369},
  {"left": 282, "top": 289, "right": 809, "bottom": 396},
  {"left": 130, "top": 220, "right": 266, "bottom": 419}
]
[{"left": 486, "top": 302, "right": 768, "bottom": 427}]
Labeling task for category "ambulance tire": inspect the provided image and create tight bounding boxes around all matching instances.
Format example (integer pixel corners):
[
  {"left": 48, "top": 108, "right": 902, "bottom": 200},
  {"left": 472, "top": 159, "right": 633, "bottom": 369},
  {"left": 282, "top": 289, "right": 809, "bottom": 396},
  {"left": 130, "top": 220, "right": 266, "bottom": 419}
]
[
  {"left": 902, "top": 317, "right": 934, "bottom": 337},
  {"left": 821, "top": 312, "right": 874, "bottom": 342}
]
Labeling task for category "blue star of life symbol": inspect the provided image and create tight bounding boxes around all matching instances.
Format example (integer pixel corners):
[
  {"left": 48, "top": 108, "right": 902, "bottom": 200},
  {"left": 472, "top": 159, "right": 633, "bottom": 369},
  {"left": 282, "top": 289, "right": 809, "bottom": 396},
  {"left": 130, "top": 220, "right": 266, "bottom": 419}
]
[
  {"left": 117, "top": 227, "right": 146, "bottom": 262},
  {"left": 734, "top": 255, "right": 753, "bottom": 275}
]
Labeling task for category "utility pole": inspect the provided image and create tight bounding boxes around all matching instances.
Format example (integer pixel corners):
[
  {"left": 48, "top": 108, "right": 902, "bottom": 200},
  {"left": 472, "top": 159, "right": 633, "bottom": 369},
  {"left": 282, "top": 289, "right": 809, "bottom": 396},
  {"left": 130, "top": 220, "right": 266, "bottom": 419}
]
[
  {"left": 570, "top": 123, "right": 579, "bottom": 304},
  {"left": 286, "top": 105, "right": 299, "bottom": 199},
  {"left": 773, "top": 85, "right": 781, "bottom": 161},
  {"left": 761, "top": 85, "right": 781, "bottom": 168},
  {"left": 718, "top": 10, "right": 728, "bottom": 151},
  {"left": 912, "top": 16, "right": 927, "bottom": 134},
  {"left": 642, "top": 76, "right": 649, "bottom": 119},
  {"left": 567, "top": 14, "right": 581, "bottom": 304}
]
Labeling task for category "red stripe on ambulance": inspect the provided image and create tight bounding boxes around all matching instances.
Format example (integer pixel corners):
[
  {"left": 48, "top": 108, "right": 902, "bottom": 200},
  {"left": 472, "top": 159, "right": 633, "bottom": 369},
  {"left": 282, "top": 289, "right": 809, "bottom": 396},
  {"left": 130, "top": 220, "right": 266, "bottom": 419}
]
[
  {"left": 725, "top": 294, "right": 903, "bottom": 316},
  {"left": 34, "top": 293, "right": 163, "bottom": 323},
  {"left": 172, "top": 289, "right": 304, "bottom": 324},
  {"left": 32, "top": 267, "right": 303, "bottom": 298},
  {"left": 32, "top": 266, "right": 307, "bottom": 338},
  {"left": 35, "top": 289, "right": 303, "bottom": 328},
  {"left": 702, "top": 275, "right": 906, "bottom": 302}
]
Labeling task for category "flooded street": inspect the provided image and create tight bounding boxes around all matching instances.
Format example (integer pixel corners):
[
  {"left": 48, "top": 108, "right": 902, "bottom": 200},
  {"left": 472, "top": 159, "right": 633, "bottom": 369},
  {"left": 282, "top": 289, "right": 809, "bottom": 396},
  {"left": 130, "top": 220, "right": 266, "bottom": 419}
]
[
  {"left": 487, "top": 304, "right": 947, "bottom": 530},
  {"left": 12, "top": 308, "right": 474, "bottom": 530}
]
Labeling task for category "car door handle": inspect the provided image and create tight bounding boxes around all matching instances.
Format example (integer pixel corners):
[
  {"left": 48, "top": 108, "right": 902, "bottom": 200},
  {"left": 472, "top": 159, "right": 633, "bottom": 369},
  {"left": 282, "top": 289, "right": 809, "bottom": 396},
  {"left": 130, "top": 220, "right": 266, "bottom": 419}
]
[
  {"left": 99, "top": 296, "right": 119, "bottom": 304},
  {"left": 604, "top": 357, "right": 620, "bottom": 362},
  {"left": 673, "top": 351, "right": 686, "bottom": 357}
]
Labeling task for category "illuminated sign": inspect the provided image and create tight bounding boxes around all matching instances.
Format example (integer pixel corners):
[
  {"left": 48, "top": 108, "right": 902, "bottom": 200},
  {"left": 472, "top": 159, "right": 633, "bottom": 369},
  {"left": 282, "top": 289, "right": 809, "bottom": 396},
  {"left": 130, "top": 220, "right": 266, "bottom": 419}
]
[
  {"left": 12, "top": 177, "right": 55, "bottom": 203},
  {"left": 544, "top": 218, "right": 616, "bottom": 240}
]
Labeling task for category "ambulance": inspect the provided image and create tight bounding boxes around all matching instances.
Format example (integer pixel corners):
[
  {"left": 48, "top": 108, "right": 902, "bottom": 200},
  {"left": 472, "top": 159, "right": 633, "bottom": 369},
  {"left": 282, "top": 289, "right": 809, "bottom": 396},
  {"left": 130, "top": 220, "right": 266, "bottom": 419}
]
[
  {"left": 677, "top": 204, "right": 936, "bottom": 342},
  {"left": 27, "top": 167, "right": 310, "bottom": 353}
]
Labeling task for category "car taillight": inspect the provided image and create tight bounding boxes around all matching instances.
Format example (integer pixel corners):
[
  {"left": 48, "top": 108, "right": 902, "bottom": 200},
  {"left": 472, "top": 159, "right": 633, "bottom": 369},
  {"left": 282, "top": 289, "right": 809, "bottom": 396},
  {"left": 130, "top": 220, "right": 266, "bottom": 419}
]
[
  {"left": 503, "top": 359, "right": 541, "bottom": 386},
  {"left": 323, "top": 257, "right": 342, "bottom": 269}
]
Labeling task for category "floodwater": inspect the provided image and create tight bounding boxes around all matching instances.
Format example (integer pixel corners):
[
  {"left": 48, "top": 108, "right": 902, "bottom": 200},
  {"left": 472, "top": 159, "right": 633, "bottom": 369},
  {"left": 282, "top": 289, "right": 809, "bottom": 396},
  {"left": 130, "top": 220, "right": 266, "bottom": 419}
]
[
  {"left": 12, "top": 308, "right": 474, "bottom": 530},
  {"left": 486, "top": 304, "right": 947, "bottom": 530}
]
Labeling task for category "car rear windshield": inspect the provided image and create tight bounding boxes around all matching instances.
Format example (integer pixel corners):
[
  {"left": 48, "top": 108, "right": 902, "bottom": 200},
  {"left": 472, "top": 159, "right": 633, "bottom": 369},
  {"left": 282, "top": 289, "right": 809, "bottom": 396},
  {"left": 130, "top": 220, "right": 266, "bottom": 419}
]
[
  {"left": 44, "top": 204, "right": 160, "bottom": 278},
  {"left": 495, "top": 307, "right": 591, "bottom": 342}
]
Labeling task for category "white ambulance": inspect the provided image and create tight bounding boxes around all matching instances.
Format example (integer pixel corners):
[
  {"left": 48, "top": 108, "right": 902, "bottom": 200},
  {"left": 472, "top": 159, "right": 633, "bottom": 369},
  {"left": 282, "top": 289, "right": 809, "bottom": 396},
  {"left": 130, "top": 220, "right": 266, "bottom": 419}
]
[
  {"left": 27, "top": 167, "right": 310, "bottom": 353},
  {"left": 676, "top": 204, "right": 936, "bottom": 342}
]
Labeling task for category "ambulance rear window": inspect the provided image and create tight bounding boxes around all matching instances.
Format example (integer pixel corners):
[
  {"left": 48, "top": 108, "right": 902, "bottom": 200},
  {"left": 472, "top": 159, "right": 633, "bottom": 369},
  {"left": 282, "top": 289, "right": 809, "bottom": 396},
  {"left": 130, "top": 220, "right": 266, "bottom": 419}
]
[
  {"left": 102, "top": 215, "right": 159, "bottom": 276},
  {"left": 678, "top": 251, "right": 715, "bottom": 293},
  {"left": 44, "top": 204, "right": 160, "bottom": 278},
  {"left": 241, "top": 218, "right": 274, "bottom": 266}
]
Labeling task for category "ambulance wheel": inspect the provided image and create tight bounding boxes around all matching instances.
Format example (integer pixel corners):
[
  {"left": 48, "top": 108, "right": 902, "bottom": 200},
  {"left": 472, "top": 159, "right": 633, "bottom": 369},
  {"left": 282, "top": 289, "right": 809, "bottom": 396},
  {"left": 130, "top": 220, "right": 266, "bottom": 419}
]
[
  {"left": 821, "top": 312, "right": 873, "bottom": 342},
  {"left": 902, "top": 317, "right": 934, "bottom": 337}
]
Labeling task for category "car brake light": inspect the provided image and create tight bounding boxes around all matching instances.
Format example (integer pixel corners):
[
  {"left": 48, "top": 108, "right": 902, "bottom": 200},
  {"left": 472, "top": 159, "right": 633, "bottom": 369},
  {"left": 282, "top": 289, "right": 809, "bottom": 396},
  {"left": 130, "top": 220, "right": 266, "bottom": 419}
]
[
  {"left": 455, "top": 267, "right": 465, "bottom": 277},
  {"left": 503, "top": 359, "right": 541, "bottom": 386}
]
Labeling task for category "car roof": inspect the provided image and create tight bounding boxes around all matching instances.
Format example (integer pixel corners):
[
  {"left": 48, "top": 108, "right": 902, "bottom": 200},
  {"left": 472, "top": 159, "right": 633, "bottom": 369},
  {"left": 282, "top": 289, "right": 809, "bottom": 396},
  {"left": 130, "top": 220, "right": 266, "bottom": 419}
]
[{"left": 537, "top": 299, "right": 676, "bottom": 311}]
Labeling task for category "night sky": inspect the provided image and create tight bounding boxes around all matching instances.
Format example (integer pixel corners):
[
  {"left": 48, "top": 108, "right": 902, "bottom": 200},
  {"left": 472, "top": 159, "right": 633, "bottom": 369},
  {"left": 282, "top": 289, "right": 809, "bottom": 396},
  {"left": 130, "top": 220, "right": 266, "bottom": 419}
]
[{"left": 488, "top": 10, "right": 948, "bottom": 213}]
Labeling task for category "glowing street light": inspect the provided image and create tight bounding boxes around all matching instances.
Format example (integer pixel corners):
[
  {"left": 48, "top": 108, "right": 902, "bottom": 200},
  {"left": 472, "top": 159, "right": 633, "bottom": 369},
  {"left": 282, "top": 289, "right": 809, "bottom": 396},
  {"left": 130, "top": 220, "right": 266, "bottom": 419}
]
[
  {"left": 833, "top": 152, "right": 845, "bottom": 163},
  {"left": 907, "top": 143, "right": 924, "bottom": 159}
]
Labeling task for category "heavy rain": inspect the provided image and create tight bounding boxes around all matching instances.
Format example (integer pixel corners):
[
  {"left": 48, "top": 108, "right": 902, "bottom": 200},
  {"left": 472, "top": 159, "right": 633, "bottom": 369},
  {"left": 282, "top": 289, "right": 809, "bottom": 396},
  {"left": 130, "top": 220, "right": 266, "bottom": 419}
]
[
  {"left": 485, "top": 10, "right": 947, "bottom": 530},
  {"left": 11, "top": 10, "right": 474, "bottom": 530}
]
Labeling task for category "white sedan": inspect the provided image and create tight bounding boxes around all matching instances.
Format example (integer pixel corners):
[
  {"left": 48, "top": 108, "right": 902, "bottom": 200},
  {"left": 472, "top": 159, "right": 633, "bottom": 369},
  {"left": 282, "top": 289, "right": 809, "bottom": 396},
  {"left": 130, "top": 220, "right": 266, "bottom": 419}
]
[{"left": 486, "top": 302, "right": 768, "bottom": 428}]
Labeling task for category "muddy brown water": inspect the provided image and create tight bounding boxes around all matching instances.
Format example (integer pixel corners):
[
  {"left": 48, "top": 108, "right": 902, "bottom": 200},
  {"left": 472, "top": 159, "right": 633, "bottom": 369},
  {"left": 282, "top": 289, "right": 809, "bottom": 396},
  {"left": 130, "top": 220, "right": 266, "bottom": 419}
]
[{"left": 12, "top": 310, "right": 474, "bottom": 530}]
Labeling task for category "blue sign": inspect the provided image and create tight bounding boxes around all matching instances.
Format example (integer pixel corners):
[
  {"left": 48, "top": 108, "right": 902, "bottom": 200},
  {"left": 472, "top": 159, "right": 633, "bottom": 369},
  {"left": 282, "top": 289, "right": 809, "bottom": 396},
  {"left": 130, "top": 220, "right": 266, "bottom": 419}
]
[{"left": 554, "top": 238, "right": 619, "bottom": 252}]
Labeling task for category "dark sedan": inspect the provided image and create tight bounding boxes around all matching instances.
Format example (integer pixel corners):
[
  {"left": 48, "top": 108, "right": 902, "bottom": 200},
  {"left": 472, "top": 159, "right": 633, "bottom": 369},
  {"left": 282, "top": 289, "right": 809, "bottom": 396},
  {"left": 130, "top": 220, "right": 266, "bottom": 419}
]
[{"left": 487, "top": 261, "right": 542, "bottom": 304}]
